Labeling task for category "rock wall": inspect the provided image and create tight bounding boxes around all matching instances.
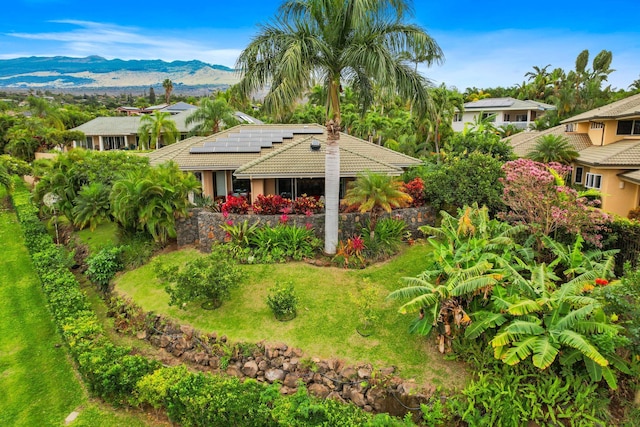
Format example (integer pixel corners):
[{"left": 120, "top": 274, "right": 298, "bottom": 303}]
[
  {"left": 109, "top": 297, "right": 436, "bottom": 419},
  {"left": 176, "top": 207, "right": 436, "bottom": 252}
]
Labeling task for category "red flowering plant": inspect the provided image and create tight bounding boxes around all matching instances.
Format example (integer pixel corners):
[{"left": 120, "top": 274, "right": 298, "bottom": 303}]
[
  {"left": 499, "top": 159, "right": 610, "bottom": 248},
  {"left": 402, "top": 177, "right": 426, "bottom": 207},
  {"left": 332, "top": 235, "right": 366, "bottom": 268},
  {"left": 292, "top": 194, "right": 324, "bottom": 214},
  {"left": 252, "top": 194, "right": 292, "bottom": 215},
  {"left": 221, "top": 195, "right": 250, "bottom": 214}
]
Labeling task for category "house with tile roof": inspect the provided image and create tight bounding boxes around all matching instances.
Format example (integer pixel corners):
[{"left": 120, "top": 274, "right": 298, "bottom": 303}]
[
  {"left": 453, "top": 97, "right": 556, "bottom": 132},
  {"left": 147, "top": 123, "right": 421, "bottom": 203},
  {"left": 506, "top": 92, "right": 640, "bottom": 217},
  {"left": 71, "top": 105, "right": 264, "bottom": 151}
]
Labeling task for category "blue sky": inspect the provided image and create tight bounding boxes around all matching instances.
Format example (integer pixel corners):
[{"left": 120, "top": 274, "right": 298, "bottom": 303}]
[{"left": 1, "top": 0, "right": 639, "bottom": 91}]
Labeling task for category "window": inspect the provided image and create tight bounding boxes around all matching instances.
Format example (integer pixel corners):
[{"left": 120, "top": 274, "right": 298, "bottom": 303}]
[
  {"left": 590, "top": 122, "right": 604, "bottom": 129},
  {"left": 574, "top": 166, "right": 584, "bottom": 184},
  {"left": 503, "top": 113, "right": 511, "bottom": 122},
  {"left": 565, "top": 123, "right": 576, "bottom": 132},
  {"left": 585, "top": 172, "right": 602, "bottom": 190},
  {"left": 453, "top": 113, "right": 462, "bottom": 122},
  {"left": 617, "top": 120, "right": 640, "bottom": 135},
  {"left": 515, "top": 114, "right": 528, "bottom": 122},
  {"left": 481, "top": 112, "right": 496, "bottom": 121},
  {"left": 103, "top": 136, "right": 125, "bottom": 150}
]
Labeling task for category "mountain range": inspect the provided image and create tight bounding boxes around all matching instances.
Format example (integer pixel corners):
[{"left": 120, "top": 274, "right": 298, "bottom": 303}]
[{"left": 0, "top": 56, "right": 240, "bottom": 93}]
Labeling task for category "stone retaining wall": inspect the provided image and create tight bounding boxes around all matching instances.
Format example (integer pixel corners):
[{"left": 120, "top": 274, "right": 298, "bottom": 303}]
[
  {"left": 177, "top": 207, "right": 436, "bottom": 252},
  {"left": 108, "top": 296, "right": 435, "bottom": 419}
]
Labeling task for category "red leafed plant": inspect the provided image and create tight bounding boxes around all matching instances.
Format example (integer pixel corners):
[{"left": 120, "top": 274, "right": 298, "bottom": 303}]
[
  {"left": 402, "top": 177, "right": 426, "bottom": 207},
  {"left": 292, "top": 194, "right": 324, "bottom": 214},
  {"left": 252, "top": 194, "right": 292, "bottom": 215},
  {"left": 221, "top": 195, "right": 250, "bottom": 214}
]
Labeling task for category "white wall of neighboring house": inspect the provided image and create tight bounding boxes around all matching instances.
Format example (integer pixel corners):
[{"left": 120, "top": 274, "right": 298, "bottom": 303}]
[{"left": 452, "top": 109, "right": 536, "bottom": 132}]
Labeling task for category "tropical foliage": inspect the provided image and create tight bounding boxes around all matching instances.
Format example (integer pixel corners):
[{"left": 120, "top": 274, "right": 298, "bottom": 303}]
[
  {"left": 137, "top": 111, "right": 179, "bottom": 150},
  {"left": 185, "top": 97, "right": 238, "bottom": 135},
  {"left": 343, "top": 171, "right": 412, "bottom": 239},
  {"left": 236, "top": 0, "right": 442, "bottom": 254},
  {"left": 527, "top": 134, "right": 579, "bottom": 164}
]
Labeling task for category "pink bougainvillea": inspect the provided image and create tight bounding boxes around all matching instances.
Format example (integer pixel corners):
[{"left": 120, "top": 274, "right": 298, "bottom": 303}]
[{"left": 499, "top": 159, "right": 610, "bottom": 247}]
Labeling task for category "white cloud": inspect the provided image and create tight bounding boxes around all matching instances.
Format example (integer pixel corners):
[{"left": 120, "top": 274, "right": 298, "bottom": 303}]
[
  {"left": 4, "top": 20, "right": 246, "bottom": 67},
  {"left": 421, "top": 29, "right": 640, "bottom": 91}
]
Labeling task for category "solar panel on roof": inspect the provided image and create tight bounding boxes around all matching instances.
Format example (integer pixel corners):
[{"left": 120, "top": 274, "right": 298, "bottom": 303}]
[
  {"left": 190, "top": 146, "right": 262, "bottom": 154},
  {"left": 467, "top": 99, "right": 515, "bottom": 108}
]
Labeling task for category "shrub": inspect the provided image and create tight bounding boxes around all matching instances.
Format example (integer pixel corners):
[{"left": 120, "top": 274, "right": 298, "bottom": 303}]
[
  {"left": 628, "top": 207, "right": 640, "bottom": 221},
  {"left": 247, "top": 224, "right": 321, "bottom": 263},
  {"left": 158, "top": 245, "right": 245, "bottom": 309},
  {"left": 221, "top": 194, "right": 250, "bottom": 214},
  {"left": 292, "top": 194, "right": 324, "bottom": 214},
  {"left": 86, "top": 246, "right": 125, "bottom": 291},
  {"left": 363, "top": 217, "right": 406, "bottom": 260},
  {"left": 252, "top": 194, "right": 292, "bottom": 215},
  {"left": 333, "top": 235, "right": 366, "bottom": 269},
  {"left": 402, "top": 177, "right": 426, "bottom": 207},
  {"left": 266, "top": 281, "right": 299, "bottom": 321}
]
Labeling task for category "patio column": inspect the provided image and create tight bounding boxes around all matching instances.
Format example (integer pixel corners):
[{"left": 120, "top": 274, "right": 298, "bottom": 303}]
[{"left": 98, "top": 136, "right": 104, "bottom": 151}]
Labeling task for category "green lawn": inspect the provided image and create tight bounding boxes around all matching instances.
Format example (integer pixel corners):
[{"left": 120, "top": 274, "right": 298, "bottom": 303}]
[
  {"left": 76, "top": 221, "right": 119, "bottom": 253},
  {"left": 115, "top": 243, "right": 469, "bottom": 389},
  {"left": 0, "top": 191, "right": 151, "bottom": 427}
]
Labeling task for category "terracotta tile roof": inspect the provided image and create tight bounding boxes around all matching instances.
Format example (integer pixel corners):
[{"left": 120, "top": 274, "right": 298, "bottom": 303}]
[
  {"left": 577, "top": 140, "right": 640, "bottom": 167},
  {"left": 148, "top": 124, "right": 422, "bottom": 175},
  {"left": 503, "top": 125, "right": 592, "bottom": 157},
  {"left": 561, "top": 93, "right": 640, "bottom": 123}
]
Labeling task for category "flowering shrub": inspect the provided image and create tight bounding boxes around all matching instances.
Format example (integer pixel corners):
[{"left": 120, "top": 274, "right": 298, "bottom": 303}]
[
  {"left": 402, "top": 177, "right": 426, "bottom": 207},
  {"left": 332, "top": 235, "right": 366, "bottom": 268},
  {"left": 499, "top": 159, "right": 610, "bottom": 247},
  {"left": 252, "top": 194, "right": 292, "bottom": 215},
  {"left": 292, "top": 194, "right": 324, "bottom": 214},
  {"left": 221, "top": 195, "right": 250, "bottom": 214}
]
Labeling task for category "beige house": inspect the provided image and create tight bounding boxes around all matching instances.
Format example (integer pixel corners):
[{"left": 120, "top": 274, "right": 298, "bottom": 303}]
[
  {"left": 507, "top": 93, "right": 640, "bottom": 217},
  {"left": 148, "top": 124, "right": 421, "bottom": 203}
]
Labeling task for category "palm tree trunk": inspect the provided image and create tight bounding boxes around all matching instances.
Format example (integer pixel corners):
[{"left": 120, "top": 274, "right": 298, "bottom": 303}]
[{"left": 324, "top": 138, "right": 340, "bottom": 254}]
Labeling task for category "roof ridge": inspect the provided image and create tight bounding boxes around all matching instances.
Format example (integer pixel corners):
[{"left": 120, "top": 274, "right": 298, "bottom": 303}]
[{"left": 234, "top": 135, "right": 314, "bottom": 172}]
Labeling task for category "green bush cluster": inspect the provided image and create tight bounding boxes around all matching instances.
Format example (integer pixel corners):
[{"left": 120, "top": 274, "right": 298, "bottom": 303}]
[
  {"left": 221, "top": 220, "right": 322, "bottom": 263},
  {"left": 12, "top": 183, "right": 159, "bottom": 404},
  {"left": 14, "top": 182, "right": 411, "bottom": 425},
  {"left": 86, "top": 245, "right": 124, "bottom": 291},
  {"left": 266, "top": 281, "right": 298, "bottom": 320}
]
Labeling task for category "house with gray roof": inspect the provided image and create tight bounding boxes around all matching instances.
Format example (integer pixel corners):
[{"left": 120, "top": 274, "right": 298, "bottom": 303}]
[
  {"left": 71, "top": 104, "right": 264, "bottom": 150},
  {"left": 147, "top": 123, "right": 421, "bottom": 202},
  {"left": 453, "top": 97, "right": 556, "bottom": 132},
  {"left": 505, "top": 92, "right": 640, "bottom": 217}
]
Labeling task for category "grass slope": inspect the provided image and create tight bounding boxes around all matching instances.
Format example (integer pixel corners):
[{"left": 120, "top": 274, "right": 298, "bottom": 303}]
[
  {"left": 116, "top": 243, "right": 468, "bottom": 388},
  {"left": 0, "top": 192, "right": 151, "bottom": 427}
]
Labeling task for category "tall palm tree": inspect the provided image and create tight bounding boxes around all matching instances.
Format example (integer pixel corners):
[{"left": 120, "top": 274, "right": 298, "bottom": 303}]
[
  {"left": 162, "top": 79, "right": 173, "bottom": 104},
  {"left": 236, "top": 0, "right": 442, "bottom": 254},
  {"left": 185, "top": 98, "right": 239, "bottom": 136},
  {"left": 343, "top": 171, "right": 412, "bottom": 239},
  {"left": 138, "top": 111, "right": 179, "bottom": 150},
  {"left": 423, "top": 83, "right": 464, "bottom": 158},
  {"left": 527, "top": 134, "right": 579, "bottom": 164}
]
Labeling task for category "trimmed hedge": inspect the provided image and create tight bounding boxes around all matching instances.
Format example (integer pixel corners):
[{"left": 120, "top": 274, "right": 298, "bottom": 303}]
[{"left": 12, "top": 181, "right": 413, "bottom": 426}]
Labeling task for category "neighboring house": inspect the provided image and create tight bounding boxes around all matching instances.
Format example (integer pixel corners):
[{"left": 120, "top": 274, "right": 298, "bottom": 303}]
[
  {"left": 506, "top": 92, "right": 640, "bottom": 217},
  {"left": 71, "top": 110, "right": 195, "bottom": 150},
  {"left": 453, "top": 97, "right": 556, "bottom": 132},
  {"left": 71, "top": 103, "right": 263, "bottom": 151},
  {"left": 147, "top": 123, "right": 421, "bottom": 203}
]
